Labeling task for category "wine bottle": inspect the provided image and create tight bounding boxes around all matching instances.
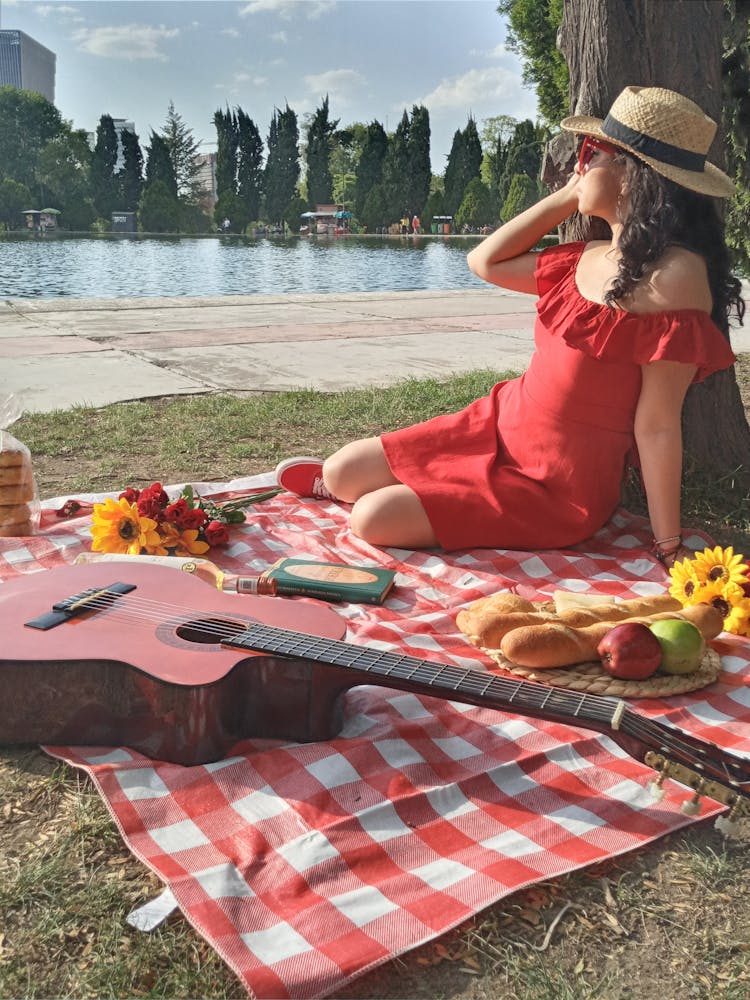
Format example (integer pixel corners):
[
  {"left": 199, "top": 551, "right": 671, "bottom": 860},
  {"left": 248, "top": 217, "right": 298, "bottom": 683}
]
[{"left": 73, "top": 551, "right": 278, "bottom": 595}]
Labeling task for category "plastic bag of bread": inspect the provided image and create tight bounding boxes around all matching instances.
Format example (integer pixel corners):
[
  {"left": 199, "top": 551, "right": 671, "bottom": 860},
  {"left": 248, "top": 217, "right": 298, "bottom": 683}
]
[{"left": 0, "top": 394, "right": 40, "bottom": 537}]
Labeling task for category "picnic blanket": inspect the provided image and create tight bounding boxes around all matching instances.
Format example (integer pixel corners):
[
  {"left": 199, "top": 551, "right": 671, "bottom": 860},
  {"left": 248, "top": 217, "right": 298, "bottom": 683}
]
[{"left": 3, "top": 476, "right": 749, "bottom": 1000}]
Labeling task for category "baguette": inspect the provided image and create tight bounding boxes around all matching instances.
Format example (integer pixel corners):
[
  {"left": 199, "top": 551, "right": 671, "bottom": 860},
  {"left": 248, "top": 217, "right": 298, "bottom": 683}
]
[
  {"left": 457, "top": 591, "right": 682, "bottom": 648},
  {"left": 499, "top": 604, "right": 724, "bottom": 669}
]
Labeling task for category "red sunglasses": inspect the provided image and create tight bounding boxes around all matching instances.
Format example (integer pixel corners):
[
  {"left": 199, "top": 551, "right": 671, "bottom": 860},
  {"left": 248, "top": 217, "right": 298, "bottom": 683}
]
[{"left": 578, "top": 136, "right": 619, "bottom": 170}]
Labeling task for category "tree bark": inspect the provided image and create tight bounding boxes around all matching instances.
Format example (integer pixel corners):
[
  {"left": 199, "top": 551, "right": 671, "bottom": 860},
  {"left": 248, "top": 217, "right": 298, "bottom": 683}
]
[{"left": 545, "top": 0, "right": 750, "bottom": 480}]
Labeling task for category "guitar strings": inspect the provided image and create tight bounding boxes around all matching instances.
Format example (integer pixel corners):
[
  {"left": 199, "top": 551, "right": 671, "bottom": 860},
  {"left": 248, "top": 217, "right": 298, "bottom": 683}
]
[{"left": 59, "top": 589, "right": 750, "bottom": 787}]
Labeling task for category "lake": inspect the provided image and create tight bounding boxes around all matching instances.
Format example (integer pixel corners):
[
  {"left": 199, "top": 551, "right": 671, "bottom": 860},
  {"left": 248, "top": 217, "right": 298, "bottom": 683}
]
[{"left": 0, "top": 233, "right": 486, "bottom": 300}]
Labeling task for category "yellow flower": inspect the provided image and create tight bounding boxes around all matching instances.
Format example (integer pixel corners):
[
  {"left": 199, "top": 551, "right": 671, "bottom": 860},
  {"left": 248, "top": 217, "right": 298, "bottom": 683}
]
[
  {"left": 90, "top": 497, "right": 163, "bottom": 555},
  {"left": 723, "top": 595, "right": 750, "bottom": 637},
  {"left": 668, "top": 555, "right": 702, "bottom": 606},
  {"left": 690, "top": 546, "right": 748, "bottom": 587},
  {"left": 158, "top": 523, "right": 210, "bottom": 557},
  {"left": 688, "top": 577, "right": 746, "bottom": 632}
]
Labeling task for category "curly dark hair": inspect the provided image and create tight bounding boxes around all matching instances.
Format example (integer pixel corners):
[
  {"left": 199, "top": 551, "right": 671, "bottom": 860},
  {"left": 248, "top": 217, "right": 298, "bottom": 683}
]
[{"left": 603, "top": 152, "right": 745, "bottom": 338}]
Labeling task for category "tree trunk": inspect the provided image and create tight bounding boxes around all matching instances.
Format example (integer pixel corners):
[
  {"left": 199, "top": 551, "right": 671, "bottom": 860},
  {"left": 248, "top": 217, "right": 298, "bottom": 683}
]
[{"left": 544, "top": 0, "right": 750, "bottom": 481}]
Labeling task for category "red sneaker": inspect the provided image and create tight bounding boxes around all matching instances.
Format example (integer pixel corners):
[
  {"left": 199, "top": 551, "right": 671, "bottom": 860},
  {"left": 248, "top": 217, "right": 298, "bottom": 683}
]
[{"left": 275, "top": 457, "right": 335, "bottom": 499}]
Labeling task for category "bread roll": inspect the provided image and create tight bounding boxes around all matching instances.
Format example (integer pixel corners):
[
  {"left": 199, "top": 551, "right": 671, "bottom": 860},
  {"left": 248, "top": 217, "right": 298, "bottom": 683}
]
[
  {"left": 0, "top": 519, "right": 32, "bottom": 537},
  {"left": 456, "top": 590, "right": 682, "bottom": 648},
  {"left": 499, "top": 604, "right": 724, "bottom": 668},
  {"left": 0, "top": 448, "right": 26, "bottom": 468}
]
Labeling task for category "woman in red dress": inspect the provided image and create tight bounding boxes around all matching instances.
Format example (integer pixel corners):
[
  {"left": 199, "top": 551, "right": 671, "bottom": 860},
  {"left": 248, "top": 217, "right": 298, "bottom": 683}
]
[{"left": 276, "top": 88, "right": 743, "bottom": 568}]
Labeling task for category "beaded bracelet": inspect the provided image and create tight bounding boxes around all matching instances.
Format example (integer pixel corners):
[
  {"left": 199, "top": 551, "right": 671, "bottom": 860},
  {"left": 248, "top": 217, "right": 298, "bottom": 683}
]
[{"left": 652, "top": 533, "right": 683, "bottom": 567}]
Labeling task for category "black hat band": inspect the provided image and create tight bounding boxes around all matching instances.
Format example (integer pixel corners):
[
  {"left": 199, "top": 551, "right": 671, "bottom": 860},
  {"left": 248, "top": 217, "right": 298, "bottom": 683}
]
[{"left": 601, "top": 113, "right": 706, "bottom": 172}]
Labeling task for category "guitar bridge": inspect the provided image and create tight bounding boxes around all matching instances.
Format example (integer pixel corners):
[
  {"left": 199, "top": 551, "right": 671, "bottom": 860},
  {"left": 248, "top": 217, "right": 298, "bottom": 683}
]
[{"left": 24, "top": 581, "right": 137, "bottom": 630}]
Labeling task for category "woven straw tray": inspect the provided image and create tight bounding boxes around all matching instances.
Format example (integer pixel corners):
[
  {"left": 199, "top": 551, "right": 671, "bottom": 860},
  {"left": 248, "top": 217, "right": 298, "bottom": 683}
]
[{"left": 482, "top": 645, "right": 722, "bottom": 698}]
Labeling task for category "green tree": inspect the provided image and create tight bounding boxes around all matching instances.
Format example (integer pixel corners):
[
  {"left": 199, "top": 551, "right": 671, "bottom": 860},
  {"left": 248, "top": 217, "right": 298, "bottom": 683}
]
[
  {"left": 264, "top": 105, "right": 300, "bottom": 225},
  {"left": 381, "top": 110, "right": 411, "bottom": 220},
  {"left": 360, "top": 183, "right": 389, "bottom": 232},
  {"left": 90, "top": 114, "right": 119, "bottom": 218},
  {"left": 500, "top": 172, "right": 539, "bottom": 221},
  {"left": 354, "top": 121, "right": 387, "bottom": 220},
  {"left": 306, "top": 95, "right": 338, "bottom": 206},
  {"left": 213, "top": 107, "right": 238, "bottom": 207},
  {"left": 498, "top": 0, "right": 568, "bottom": 124},
  {"left": 37, "top": 126, "right": 92, "bottom": 220},
  {"left": 408, "top": 104, "right": 432, "bottom": 216},
  {"left": 162, "top": 100, "right": 203, "bottom": 203},
  {"left": 456, "top": 176, "right": 496, "bottom": 229},
  {"left": 237, "top": 109, "right": 264, "bottom": 223},
  {"left": 0, "top": 85, "right": 64, "bottom": 190},
  {"left": 118, "top": 128, "right": 143, "bottom": 211},
  {"left": 422, "top": 188, "right": 446, "bottom": 231},
  {"left": 138, "top": 178, "right": 180, "bottom": 232},
  {"left": 144, "top": 131, "right": 177, "bottom": 198},
  {"left": 284, "top": 193, "right": 309, "bottom": 233},
  {"left": 444, "top": 117, "right": 482, "bottom": 216},
  {"left": 0, "top": 176, "right": 31, "bottom": 230}
]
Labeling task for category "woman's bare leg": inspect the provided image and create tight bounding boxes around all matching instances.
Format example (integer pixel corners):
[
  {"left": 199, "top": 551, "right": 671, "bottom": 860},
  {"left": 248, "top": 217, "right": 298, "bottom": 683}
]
[
  {"left": 324, "top": 437, "right": 438, "bottom": 548},
  {"left": 323, "top": 437, "right": 400, "bottom": 501}
]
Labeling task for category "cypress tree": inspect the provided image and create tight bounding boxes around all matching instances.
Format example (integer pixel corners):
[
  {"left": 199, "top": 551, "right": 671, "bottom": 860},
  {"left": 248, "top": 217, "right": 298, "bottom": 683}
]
[
  {"left": 408, "top": 104, "right": 431, "bottom": 216},
  {"left": 90, "top": 114, "right": 119, "bottom": 217},
  {"left": 118, "top": 128, "right": 143, "bottom": 212},
  {"left": 213, "top": 107, "right": 238, "bottom": 201},
  {"left": 354, "top": 120, "right": 387, "bottom": 221},
  {"left": 264, "top": 104, "right": 299, "bottom": 225},
  {"left": 443, "top": 127, "right": 464, "bottom": 216},
  {"left": 144, "top": 132, "right": 178, "bottom": 198},
  {"left": 381, "top": 110, "right": 411, "bottom": 221},
  {"left": 236, "top": 109, "right": 264, "bottom": 223},
  {"left": 306, "top": 95, "right": 338, "bottom": 206}
]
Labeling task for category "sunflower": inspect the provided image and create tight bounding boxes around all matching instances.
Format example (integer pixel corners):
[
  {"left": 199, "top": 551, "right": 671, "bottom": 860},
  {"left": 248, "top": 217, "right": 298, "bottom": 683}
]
[
  {"left": 90, "top": 497, "right": 164, "bottom": 555},
  {"left": 688, "top": 576, "right": 746, "bottom": 630},
  {"left": 158, "top": 523, "right": 210, "bottom": 557},
  {"left": 689, "top": 546, "right": 748, "bottom": 587},
  {"left": 723, "top": 595, "right": 750, "bottom": 637},
  {"left": 668, "top": 555, "right": 702, "bottom": 605}
]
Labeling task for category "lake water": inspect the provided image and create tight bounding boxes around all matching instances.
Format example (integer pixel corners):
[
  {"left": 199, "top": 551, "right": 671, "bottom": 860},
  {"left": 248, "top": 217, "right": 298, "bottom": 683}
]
[{"left": 0, "top": 233, "right": 486, "bottom": 300}]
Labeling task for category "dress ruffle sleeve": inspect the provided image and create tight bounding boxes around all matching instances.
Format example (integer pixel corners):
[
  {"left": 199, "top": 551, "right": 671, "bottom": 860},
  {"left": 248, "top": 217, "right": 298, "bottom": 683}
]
[{"left": 535, "top": 242, "right": 737, "bottom": 384}]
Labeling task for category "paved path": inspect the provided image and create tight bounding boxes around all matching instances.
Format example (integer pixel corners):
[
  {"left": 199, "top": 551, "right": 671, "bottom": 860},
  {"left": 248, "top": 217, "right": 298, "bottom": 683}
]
[{"left": 2, "top": 287, "right": 748, "bottom": 414}]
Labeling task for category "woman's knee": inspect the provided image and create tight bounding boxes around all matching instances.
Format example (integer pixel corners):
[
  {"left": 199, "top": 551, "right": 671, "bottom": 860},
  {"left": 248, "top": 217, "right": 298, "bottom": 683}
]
[
  {"left": 323, "top": 437, "right": 395, "bottom": 502},
  {"left": 349, "top": 487, "right": 438, "bottom": 548}
]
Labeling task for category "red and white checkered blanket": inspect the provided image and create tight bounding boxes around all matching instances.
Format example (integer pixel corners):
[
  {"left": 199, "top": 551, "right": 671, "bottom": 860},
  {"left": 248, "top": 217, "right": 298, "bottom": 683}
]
[{"left": 3, "top": 477, "right": 749, "bottom": 1000}]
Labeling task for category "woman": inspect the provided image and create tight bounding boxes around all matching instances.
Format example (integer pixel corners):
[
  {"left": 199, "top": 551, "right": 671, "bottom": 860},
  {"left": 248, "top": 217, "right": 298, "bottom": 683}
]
[{"left": 276, "top": 87, "right": 743, "bottom": 569}]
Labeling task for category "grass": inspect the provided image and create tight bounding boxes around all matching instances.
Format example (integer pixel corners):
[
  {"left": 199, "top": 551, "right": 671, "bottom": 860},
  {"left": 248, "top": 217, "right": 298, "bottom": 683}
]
[{"left": 2, "top": 363, "right": 749, "bottom": 999}]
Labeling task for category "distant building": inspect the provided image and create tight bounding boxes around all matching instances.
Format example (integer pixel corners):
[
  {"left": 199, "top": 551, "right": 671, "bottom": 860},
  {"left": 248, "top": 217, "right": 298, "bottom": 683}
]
[
  {"left": 0, "top": 29, "right": 56, "bottom": 103},
  {"left": 195, "top": 152, "right": 217, "bottom": 211}
]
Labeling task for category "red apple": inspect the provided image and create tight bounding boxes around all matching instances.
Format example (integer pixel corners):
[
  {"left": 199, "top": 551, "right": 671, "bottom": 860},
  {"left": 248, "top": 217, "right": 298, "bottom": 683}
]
[{"left": 597, "top": 623, "right": 662, "bottom": 680}]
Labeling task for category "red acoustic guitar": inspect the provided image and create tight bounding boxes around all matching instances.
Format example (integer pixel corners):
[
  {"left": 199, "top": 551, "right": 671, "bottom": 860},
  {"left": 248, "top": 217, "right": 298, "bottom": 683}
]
[{"left": 1, "top": 563, "right": 748, "bottom": 825}]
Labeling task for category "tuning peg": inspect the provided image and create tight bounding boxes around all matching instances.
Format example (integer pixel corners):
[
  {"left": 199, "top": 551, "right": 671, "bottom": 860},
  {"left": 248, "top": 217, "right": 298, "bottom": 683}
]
[
  {"left": 647, "top": 764, "right": 669, "bottom": 801},
  {"left": 714, "top": 814, "right": 738, "bottom": 837},
  {"left": 679, "top": 781, "right": 705, "bottom": 816}
]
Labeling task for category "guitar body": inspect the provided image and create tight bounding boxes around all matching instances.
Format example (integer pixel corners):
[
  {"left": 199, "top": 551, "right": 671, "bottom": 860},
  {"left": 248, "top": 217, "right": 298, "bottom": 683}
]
[{"left": 0, "top": 563, "right": 349, "bottom": 764}]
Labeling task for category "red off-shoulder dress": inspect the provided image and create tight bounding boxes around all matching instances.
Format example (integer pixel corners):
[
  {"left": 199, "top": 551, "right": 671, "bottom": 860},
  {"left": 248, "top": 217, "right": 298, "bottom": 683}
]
[{"left": 380, "top": 241, "right": 736, "bottom": 551}]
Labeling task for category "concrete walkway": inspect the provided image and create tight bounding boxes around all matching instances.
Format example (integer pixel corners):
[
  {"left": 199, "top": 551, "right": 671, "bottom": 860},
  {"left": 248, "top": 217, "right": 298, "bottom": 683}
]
[{"left": 2, "top": 287, "right": 748, "bottom": 414}]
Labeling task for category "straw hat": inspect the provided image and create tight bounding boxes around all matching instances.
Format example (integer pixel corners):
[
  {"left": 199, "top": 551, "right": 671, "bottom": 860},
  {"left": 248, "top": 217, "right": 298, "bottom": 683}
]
[{"left": 561, "top": 86, "right": 735, "bottom": 198}]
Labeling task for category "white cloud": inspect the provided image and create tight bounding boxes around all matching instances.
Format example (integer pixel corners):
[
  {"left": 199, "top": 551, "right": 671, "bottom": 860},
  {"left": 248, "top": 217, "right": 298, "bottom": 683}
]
[
  {"left": 239, "top": 0, "right": 336, "bottom": 21},
  {"left": 271, "top": 30, "right": 288, "bottom": 43},
  {"left": 222, "top": 27, "right": 240, "bottom": 37},
  {"left": 72, "top": 24, "right": 179, "bottom": 61},
  {"left": 303, "top": 68, "right": 364, "bottom": 108},
  {"left": 413, "top": 66, "right": 529, "bottom": 113},
  {"left": 235, "top": 71, "right": 269, "bottom": 87},
  {"left": 36, "top": 4, "right": 85, "bottom": 21}
]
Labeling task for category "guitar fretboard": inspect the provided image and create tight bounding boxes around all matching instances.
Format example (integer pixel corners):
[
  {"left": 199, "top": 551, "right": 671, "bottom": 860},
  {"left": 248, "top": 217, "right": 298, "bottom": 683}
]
[{"left": 226, "top": 621, "right": 625, "bottom": 732}]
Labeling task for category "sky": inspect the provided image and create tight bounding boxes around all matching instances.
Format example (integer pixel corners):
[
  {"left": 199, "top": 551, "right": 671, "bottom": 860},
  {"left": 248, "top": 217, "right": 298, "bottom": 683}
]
[{"left": 1, "top": 0, "right": 539, "bottom": 171}]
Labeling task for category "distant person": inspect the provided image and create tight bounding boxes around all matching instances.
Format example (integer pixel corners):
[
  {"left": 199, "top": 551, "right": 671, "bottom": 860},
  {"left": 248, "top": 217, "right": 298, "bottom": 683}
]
[
  {"left": 412, "top": 214, "right": 421, "bottom": 234},
  {"left": 274, "top": 87, "right": 742, "bottom": 568}
]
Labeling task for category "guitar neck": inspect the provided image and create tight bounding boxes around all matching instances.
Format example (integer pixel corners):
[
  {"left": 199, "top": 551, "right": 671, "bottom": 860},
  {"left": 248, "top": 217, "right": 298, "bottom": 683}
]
[
  {"left": 227, "top": 622, "right": 750, "bottom": 819},
  {"left": 226, "top": 622, "right": 624, "bottom": 737}
]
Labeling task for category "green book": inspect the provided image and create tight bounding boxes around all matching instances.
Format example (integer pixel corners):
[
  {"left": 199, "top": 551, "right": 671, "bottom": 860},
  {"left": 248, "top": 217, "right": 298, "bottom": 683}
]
[{"left": 264, "top": 557, "right": 396, "bottom": 604}]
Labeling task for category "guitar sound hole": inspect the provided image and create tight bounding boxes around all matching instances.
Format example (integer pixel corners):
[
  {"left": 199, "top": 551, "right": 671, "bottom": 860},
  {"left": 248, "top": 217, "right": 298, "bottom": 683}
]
[{"left": 175, "top": 617, "right": 248, "bottom": 645}]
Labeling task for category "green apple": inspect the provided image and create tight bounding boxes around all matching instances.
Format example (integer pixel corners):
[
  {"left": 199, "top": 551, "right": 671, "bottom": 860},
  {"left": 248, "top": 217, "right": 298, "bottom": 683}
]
[{"left": 648, "top": 619, "right": 705, "bottom": 675}]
